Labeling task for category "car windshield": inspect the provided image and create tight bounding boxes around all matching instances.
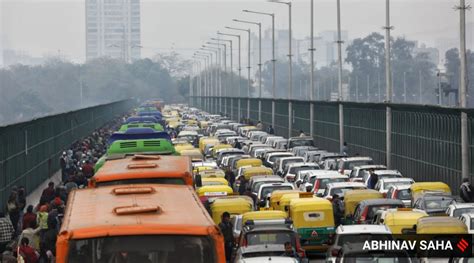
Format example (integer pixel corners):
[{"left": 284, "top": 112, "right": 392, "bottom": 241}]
[
  {"left": 281, "top": 159, "right": 303, "bottom": 168},
  {"left": 454, "top": 207, "right": 474, "bottom": 217},
  {"left": 262, "top": 185, "right": 293, "bottom": 197},
  {"left": 315, "top": 178, "right": 346, "bottom": 189},
  {"left": 245, "top": 231, "right": 295, "bottom": 247},
  {"left": 384, "top": 181, "right": 412, "bottom": 189},
  {"left": 68, "top": 235, "right": 215, "bottom": 263},
  {"left": 97, "top": 178, "right": 186, "bottom": 187},
  {"left": 289, "top": 166, "right": 319, "bottom": 175},
  {"left": 395, "top": 189, "right": 411, "bottom": 200},
  {"left": 331, "top": 187, "right": 366, "bottom": 197},
  {"left": 290, "top": 139, "right": 314, "bottom": 148},
  {"left": 337, "top": 234, "right": 392, "bottom": 246},
  {"left": 269, "top": 155, "right": 290, "bottom": 162},
  {"left": 367, "top": 205, "right": 403, "bottom": 219},
  {"left": 242, "top": 250, "right": 285, "bottom": 258},
  {"left": 424, "top": 197, "right": 455, "bottom": 211},
  {"left": 252, "top": 181, "right": 282, "bottom": 193},
  {"left": 344, "top": 160, "right": 374, "bottom": 170}
]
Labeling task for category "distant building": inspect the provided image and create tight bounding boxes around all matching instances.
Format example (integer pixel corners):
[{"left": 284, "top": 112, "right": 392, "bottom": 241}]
[
  {"left": 413, "top": 43, "right": 439, "bottom": 66},
  {"left": 85, "top": 0, "right": 141, "bottom": 62},
  {"left": 295, "top": 30, "right": 349, "bottom": 68}
]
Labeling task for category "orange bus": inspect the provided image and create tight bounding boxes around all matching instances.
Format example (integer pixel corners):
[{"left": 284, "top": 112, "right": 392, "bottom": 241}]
[
  {"left": 57, "top": 184, "right": 226, "bottom": 263},
  {"left": 89, "top": 155, "right": 193, "bottom": 187}
]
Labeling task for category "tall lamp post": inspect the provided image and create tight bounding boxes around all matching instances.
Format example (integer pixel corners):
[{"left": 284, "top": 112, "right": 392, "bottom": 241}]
[
  {"left": 268, "top": 0, "right": 292, "bottom": 137},
  {"left": 213, "top": 37, "right": 234, "bottom": 118},
  {"left": 309, "top": 0, "right": 315, "bottom": 136},
  {"left": 226, "top": 26, "right": 252, "bottom": 119},
  {"left": 234, "top": 18, "right": 263, "bottom": 122},
  {"left": 195, "top": 52, "right": 211, "bottom": 112},
  {"left": 384, "top": 0, "right": 393, "bottom": 169},
  {"left": 201, "top": 47, "right": 219, "bottom": 113},
  {"left": 243, "top": 9, "right": 276, "bottom": 128},
  {"left": 194, "top": 53, "right": 209, "bottom": 111},
  {"left": 218, "top": 31, "right": 242, "bottom": 121},
  {"left": 336, "top": 0, "right": 345, "bottom": 154},
  {"left": 207, "top": 41, "right": 228, "bottom": 114}
]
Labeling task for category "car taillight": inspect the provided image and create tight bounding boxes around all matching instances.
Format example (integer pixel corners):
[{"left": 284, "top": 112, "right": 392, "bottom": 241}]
[
  {"left": 313, "top": 180, "right": 320, "bottom": 194},
  {"left": 359, "top": 208, "right": 368, "bottom": 223},
  {"left": 339, "top": 169, "right": 344, "bottom": 175},
  {"left": 331, "top": 247, "right": 340, "bottom": 256},
  {"left": 393, "top": 189, "right": 398, "bottom": 199}
]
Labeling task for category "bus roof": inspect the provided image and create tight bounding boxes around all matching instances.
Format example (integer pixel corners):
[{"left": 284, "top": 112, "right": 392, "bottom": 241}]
[
  {"left": 92, "top": 155, "right": 192, "bottom": 185},
  {"left": 60, "top": 184, "right": 218, "bottom": 240}
]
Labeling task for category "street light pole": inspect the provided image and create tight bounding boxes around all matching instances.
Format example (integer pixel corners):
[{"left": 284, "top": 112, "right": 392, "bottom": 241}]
[
  {"left": 219, "top": 31, "right": 242, "bottom": 121},
  {"left": 269, "top": 0, "right": 292, "bottom": 137},
  {"left": 336, "top": 0, "right": 345, "bottom": 153},
  {"left": 233, "top": 18, "right": 263, "bottom": 121},
  {"left": 203, "top": 46, "right": 221, "bottom": 114},
  {"left": 458, "top": 0, "right": 470, "bottom": 180},
  {"left": 309, "top": 0, "right": 315, "bottom": 136},
  {"left": 384, "top": 0, "right": 393, "bottom": 169},
  {"left": 226, "top": 26, "right": 251, "bottom": 119},
  {"left": 195, "top": 53, "right": 210, "bottom": 111},
  {"left": 207, "top": 41, "right": 228, "bottom": 114},
  {"left": 214, "top": 37, "right": 234, "bottom": 117},
  {"left": 243, "top": 9, "right": 276, "bottom": 127},
  {"left": 201, "top": 48, "right": 219, "bottom": 113}
]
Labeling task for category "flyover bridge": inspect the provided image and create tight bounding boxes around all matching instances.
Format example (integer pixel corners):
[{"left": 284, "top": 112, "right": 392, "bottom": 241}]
[{"left": 190, "top": 95, "right": 474, "bottom": 193}]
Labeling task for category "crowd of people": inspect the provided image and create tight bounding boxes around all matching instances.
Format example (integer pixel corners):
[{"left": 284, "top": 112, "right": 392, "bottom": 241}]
[{"left": 0, "top": 116, "right": 125, "bottom": 262}]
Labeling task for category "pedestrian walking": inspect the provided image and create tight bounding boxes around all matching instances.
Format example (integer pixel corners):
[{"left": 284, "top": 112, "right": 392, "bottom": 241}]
[
  {"left": 218, "top": 212, "right": 234, "bottom": 262},
  {"left": 460, "top": 178, "right": 473, "bottom": 203},
  {"left": 331, "top": 194, "right": 344, "bottom": 226},
  {"left": 0, "top": 212, "right": 14, "bottom": 253}
]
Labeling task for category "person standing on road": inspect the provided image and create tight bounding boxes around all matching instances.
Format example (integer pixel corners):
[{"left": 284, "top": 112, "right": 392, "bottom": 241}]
[
  {"left": 460, "top": 178, "right": 473, "bottom": 203},
  {"left": 0, "top": 212, "right": 14, "bottom": 253},
  {"left": 267, "top": 125, "right": 275, "bottom": 135},
  {"left": 332, "top": 194, "right": 344, "bottom": 226},
  {"left": 367, "top": 169, "right": 378, "bottom": 189},
  {"left": 341, "top": 142, "right": 349, "bottom": 156},
  {"left": 218, "top": 212, "right": 234, "bottom": 263},
  {"left": 299, "top": 130, "right": 305, "bottom": 137},
  {"left": 256, "top": 121, "right": 263, "bottom": 131},
  {"left": 234, "top": 139, "right": 242, "bottom": 150}
]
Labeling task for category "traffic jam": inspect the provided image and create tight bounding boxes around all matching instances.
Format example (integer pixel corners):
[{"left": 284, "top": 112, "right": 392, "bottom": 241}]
[{"left": 56, "top": 102, "right": 474, "bottom": 263}]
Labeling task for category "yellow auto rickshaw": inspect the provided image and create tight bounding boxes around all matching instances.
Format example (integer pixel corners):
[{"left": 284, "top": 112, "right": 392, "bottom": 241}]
[
  {"left": 236, "top": 158, "right": 263, "bottom": 171},
  {"left": 241, "top": 166, "right": 273, "bottom": 180},
  {"left": 196, "top": 185, "right": 234, "bottom": 203},
  {"left": 279, "top": 192, "right": 308, "bottom": 215},
  {"left": 198, "top": 169, "right": 226, "bottom": 178},
  {"left": 193, "top": 166, "right": 214, "bottom": 175},
  {"left": 209, "top": 196, "right": 254, "bottom": 224},
  {"left": 383, "top": 208, "right": 428, "bottom": 234},
  {"left": 241, "top": 210, "right": 287, "bottom": 226},
  {"left": 410, "top": 182, "right": 451, "bottom": 204},
  {"left": 174, "top": 143, "right": 195, "bottom": 153},
  {"left": 344, "top": 189, "right": 383, "bottom": 218},
  {"left": 199, "top": 137, "right": 219, "bottom": 153},
  {"left": 416, "top": 216, "right": 467, "bottom": 234},
  {"left": 199, "top": 121, "right": 210, "bottom": 129},
  {"left": 270, "top": 190, "right": 302, "bottom": 210},
  {"left": 289, "top": 197, "right": 335, "bottom": 252},
  {"left": 180, "top": 149, "right": 204, "bottom": 162},
  {"left": 201, "top": 177, "right": 229, "bottom": 187}
]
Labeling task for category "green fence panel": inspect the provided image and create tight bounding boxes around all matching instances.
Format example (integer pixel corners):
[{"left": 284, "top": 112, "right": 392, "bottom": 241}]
[
  {"left": 274, "top": 100, "right": 289, "bottom": 137},
  {"left": 343, "top": 103, "right": 386, "bottom": 164},
  {"left": 240, "top": 99, "right": 248, "bottom": 121},
  {"left": 313, "top": 102, "right": 339, "bottom": 152},
  {"left": 260, "top": 99, "right": 273, "bottom": 129},
  {"left": 0, "top": 100, "right": 134, "bottom": 213},
  {"left": 249, "top": 99, "right": 259, "bottom": 121},
  {"left": 292, "top": 101, "right": 311, "bottom": 137}
]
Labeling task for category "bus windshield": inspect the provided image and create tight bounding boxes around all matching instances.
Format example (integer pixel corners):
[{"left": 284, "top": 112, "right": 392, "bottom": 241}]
[{"left": 68, "top": 235, "right": 216, "bottom": 263}]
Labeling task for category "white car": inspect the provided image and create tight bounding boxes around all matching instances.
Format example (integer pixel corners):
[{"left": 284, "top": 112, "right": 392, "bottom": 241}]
[
  {"left": 374, "top": 177, "right": 414, "bottom": 196},
  {"left": 257, "top": 182, "right": 295, "bottom": 207},
  {"left": 348, "top": 165, "right": 387, "bottom": 182},
  {"left": 459, "top": 213, "right": 474, "bottom": 234},
  {"left": 321, "top": 182, "right": 367, "bottom": 200},
  {"left": 282, "top": 162, "right": 319, "bottom": 183},
  {"left": 446, "top": 203, "right": 474, "bottom": 217},
  {"left": 337, "top": 157, "right": 374, "bottom": 176},
  {"left": 264, "top": 152, "right": 294, "bottom": 168},
  {"left": 363, "top": 169, "right": 403, "bottom": 187},
  {"left": 386, "top": 184, "right": 413, "bottom": 207},
  {"left": 274, "top": 156, "right": 305, "bottom": 176},
  {"left": 326, "top": 224, "right": 392, "bottom": 263}
]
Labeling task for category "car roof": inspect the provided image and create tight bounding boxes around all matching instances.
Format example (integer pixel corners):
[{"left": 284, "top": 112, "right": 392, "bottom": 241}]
[
  {"left": 460, "top": 212, "right": 474, "bottom": 219},
  {"left": 354, "top": 165, "right": 387, "bottom": 170},
  {"left": 327, "top": 182, "right": 366, "bottom": 188},
  {"left": 336, "top": 224, "right": 391, "bottom": 234},
  {"left": 303, "top": 170, "right": 344, "bottom": 177},
  {"left": 251, "top": 176, "right": 283, "bottom": 182},
  {"left": 340, "top": 157, "right": 373, "bottom": 161},
  {"left": 380, "top": 177, "right": 413, "bottom": 183},
  {"left": 358, "top": 198, "right": 405, "bottom": 206},
  {"left": 374, "top": 170, "right": 402, "bottom": 175},
  {"left": 449, "top": 203, "right": 474, "bottom": 209},
  {"left": 287, "top": 162, "right": 318, "bottom": 168}
]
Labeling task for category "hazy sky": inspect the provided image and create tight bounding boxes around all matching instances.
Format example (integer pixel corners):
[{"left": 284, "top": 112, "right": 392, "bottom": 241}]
[{"left": 1, "top": 0, "right": 473, "bottom": 62}]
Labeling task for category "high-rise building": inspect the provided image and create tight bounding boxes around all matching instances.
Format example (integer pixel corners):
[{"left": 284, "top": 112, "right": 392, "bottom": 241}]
[{"left": 85, "top": 0, "right": 141, "bottom": 62}]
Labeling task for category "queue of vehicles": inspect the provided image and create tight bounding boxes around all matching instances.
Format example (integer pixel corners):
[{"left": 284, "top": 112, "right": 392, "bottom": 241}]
[{"left": 56, "top": 103, "right": 474, "bottom": 263}]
